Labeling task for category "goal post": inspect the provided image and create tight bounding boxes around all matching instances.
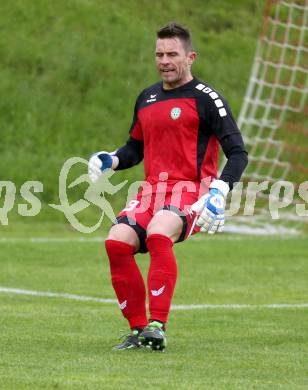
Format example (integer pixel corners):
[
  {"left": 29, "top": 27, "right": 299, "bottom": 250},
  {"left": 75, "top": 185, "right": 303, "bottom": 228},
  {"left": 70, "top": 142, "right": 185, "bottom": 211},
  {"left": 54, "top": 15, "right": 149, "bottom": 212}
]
[{"left": 225, "top": 0, "right": 308, "bottom": 234}]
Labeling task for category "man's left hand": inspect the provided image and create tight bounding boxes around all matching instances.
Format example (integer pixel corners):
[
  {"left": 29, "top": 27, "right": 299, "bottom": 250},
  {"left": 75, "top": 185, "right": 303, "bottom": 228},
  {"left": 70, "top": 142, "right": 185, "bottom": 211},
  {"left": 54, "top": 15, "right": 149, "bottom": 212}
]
[{"left": 191, "top": 179, "right": 229, "bottom": 234}]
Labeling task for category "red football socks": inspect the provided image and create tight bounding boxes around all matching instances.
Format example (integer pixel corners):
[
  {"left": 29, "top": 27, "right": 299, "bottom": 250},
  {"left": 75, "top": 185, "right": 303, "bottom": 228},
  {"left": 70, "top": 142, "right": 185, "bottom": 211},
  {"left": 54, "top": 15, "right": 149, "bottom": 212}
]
[
  {"left": 146, "top": 234, "right": 178, "bottom": 323},
  {"left": 105, "top": 239, "right": 147, "bottom": 329},
  {"left": 105, "top": 234, "right": 178, "bottom": 328}
]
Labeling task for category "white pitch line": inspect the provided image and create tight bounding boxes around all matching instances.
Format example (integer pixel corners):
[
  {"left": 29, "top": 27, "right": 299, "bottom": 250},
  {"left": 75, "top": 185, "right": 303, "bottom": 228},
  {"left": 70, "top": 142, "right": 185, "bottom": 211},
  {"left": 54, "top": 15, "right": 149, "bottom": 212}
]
[
  {"left": 0, "top": 287, "right": 116, "bottom": 303},
  {"left": 1, "top": 287, "right": 308, "bottom": 310},
  {"left": 172, "top": 303, "right": 308, "bottom": 310}
]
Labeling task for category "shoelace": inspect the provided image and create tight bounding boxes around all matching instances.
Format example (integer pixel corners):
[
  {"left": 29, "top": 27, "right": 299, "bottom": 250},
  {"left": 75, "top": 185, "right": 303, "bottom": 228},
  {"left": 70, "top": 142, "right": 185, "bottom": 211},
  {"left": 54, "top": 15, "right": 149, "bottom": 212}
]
[{"left": 118, "top": 330, "right": 139, "bottom": 341}]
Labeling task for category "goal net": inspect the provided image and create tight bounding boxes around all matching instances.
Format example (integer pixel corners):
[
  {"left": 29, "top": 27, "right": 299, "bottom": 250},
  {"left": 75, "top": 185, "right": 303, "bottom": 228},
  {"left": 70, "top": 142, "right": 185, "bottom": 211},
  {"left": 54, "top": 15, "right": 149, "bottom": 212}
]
[{"left": 225, "top": 0, "right": 308, "bottom": 235}]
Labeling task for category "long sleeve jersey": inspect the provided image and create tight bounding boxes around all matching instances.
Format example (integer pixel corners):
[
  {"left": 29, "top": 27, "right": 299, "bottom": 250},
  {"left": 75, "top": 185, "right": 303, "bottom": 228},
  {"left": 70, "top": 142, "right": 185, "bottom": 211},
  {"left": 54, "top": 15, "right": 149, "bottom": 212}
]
[{"left": 115, "top": 77, "right": 248, "bottom": 190}]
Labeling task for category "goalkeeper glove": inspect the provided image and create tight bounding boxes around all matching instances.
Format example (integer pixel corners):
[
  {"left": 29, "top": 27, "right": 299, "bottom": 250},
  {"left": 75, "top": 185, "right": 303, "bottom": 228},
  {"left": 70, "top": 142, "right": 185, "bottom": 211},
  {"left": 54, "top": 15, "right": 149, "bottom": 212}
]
[
  {"left": 191, "top": 179, "right": 229, "bottom": 234},
  {"left": 88, "top": 151, "right": 113, "bottom": 183}
]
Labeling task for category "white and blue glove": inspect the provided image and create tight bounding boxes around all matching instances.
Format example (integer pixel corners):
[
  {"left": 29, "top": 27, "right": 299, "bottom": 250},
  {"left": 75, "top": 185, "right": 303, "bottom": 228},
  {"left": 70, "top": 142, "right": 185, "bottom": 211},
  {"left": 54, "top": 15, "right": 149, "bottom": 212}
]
[
  {"left": 191, "top": 179, "right": 229, "bottom": 234},
  {"left": 88, "top": 151, "right": 113, "bottom": 183}
]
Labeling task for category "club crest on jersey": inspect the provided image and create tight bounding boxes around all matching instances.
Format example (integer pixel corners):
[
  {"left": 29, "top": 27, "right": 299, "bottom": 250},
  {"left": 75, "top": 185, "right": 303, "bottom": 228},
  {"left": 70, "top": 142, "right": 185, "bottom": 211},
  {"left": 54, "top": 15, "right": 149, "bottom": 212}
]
[{"left": 170, "top": 107, "right": 181, "bottom": 120}]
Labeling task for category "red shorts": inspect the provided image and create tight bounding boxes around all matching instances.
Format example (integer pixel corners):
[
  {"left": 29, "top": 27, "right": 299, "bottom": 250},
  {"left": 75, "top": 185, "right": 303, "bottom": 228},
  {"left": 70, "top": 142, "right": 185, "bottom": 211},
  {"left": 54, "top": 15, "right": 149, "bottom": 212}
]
[{"left": 116, "top": 181, "right": 203, "bottom": 252}]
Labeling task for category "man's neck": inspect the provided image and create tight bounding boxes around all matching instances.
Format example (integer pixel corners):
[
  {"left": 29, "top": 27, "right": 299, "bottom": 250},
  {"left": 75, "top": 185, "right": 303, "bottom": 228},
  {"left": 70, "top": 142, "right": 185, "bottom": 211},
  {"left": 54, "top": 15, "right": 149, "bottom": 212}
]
[{"left": 163, "top": 74, "right": 193, "bottom": 90}]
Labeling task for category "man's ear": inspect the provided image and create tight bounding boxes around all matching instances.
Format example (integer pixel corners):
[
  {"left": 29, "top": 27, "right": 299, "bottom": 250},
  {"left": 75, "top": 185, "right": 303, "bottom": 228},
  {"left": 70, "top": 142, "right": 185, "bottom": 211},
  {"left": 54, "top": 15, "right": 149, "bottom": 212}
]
[{"left": 188, "top": 51, "right": 197, "bottom": 66}]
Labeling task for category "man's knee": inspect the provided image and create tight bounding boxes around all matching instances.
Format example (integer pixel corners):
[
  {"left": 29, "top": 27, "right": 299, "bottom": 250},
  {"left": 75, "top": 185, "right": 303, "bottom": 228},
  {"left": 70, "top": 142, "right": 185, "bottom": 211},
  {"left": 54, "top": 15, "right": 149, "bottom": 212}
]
[
  {"left": 146, "top": 223, "right": 172, "bottom": 238},
  {"left": 106, "top": 223, "right": 140, "bottom": 250}
]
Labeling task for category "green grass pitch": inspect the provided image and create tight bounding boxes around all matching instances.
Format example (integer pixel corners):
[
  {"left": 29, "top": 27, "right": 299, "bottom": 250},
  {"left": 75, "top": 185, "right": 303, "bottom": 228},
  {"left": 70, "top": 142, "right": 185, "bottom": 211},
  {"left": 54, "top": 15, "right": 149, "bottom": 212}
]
[{"left": 0, "top": 224, "right": 308, "bottom": 389}]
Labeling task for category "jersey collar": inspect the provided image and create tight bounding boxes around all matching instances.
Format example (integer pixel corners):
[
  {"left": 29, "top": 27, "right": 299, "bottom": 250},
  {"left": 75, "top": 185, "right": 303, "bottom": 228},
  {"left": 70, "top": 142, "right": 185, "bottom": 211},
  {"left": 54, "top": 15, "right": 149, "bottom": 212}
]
[{"left": 161, "top": 77, "right": 197, "bottom": 93}]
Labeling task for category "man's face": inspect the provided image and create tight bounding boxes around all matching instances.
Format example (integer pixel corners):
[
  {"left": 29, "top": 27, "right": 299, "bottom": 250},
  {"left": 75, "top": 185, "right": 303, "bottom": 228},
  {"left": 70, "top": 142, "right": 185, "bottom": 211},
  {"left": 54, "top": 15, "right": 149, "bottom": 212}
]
[{"left": 155, "top": 37, "right": 196, "bottom": 89}]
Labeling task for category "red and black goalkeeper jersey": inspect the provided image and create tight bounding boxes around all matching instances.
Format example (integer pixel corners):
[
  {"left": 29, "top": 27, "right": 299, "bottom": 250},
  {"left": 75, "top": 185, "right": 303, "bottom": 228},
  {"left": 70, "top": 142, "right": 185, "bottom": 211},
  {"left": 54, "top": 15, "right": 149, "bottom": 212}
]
[{"left": 116, "top": 77, "right": 247, "bottom": 188}]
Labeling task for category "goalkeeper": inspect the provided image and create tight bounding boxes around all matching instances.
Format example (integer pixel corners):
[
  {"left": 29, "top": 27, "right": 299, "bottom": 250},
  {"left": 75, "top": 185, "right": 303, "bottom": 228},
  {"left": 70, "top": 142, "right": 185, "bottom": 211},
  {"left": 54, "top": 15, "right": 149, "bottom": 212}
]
[{"left": 88, "top": 22, "right": 248, "bottom": 351}]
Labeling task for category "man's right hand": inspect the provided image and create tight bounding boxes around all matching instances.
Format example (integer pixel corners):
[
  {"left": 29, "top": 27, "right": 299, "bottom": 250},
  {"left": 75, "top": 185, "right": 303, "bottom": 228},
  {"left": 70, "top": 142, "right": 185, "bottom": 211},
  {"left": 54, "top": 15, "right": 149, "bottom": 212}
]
[{"left": 88, "top": 151, "right": 113, "bottom": 183}]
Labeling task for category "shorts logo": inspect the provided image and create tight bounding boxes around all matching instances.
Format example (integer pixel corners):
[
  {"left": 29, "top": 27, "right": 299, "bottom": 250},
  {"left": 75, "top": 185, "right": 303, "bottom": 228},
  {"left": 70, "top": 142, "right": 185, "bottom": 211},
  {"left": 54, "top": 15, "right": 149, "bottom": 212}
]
[{"left": 170, "top": 107, "right": 181, "bottom": 120}]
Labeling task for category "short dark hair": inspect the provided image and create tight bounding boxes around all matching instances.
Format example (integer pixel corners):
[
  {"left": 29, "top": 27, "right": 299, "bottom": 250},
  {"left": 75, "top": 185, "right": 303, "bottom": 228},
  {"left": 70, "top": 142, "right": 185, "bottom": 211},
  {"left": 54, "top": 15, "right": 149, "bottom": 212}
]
[{"left": 156, "top": 22, "right": 193, "bottom": 52}]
